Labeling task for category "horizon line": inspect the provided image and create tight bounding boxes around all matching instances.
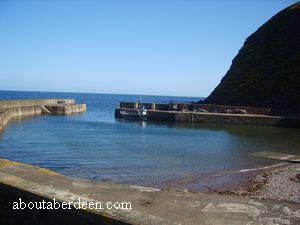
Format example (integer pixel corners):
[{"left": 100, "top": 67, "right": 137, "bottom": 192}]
[{"left": 0, "top": 89, "right": 205, "bottom": 99}]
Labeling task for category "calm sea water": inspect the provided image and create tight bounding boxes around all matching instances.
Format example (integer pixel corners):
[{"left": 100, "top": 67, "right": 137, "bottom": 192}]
[{"left": 0, "top": 90, "right": 300, "bottom": 190}]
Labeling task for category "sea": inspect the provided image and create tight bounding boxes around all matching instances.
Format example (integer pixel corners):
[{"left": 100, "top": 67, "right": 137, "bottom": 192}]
[{"left": 0, "top": 90, "right": 299, "bottom": 191}]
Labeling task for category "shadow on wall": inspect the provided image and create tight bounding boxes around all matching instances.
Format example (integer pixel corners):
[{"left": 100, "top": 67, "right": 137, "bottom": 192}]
[{"left": 0, "top": 183, "right": 130, "bottom": 225}]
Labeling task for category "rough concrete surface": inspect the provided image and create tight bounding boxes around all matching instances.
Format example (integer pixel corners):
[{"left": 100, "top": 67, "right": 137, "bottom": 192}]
[{"left": 0, "top": 158, "right": 299, "bottom": 225}]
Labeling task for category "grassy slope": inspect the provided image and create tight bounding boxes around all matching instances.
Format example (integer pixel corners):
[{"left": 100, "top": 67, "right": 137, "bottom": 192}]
[{"left": 205, "top": 3, "right": 300, "bottom": 114}]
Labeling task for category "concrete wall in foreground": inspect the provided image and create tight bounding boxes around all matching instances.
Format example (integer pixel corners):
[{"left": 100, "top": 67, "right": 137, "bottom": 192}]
[{"left": 0, "top": 183, "right": 129, "bottom": 225}]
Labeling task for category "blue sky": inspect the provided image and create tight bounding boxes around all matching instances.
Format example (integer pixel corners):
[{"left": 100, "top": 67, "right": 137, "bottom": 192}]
[{"left": 0, "top": 0, "right": 297, "bottom": 97}]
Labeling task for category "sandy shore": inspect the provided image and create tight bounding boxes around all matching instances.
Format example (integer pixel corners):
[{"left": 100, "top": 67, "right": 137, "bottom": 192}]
[{"left": 205, "top": 163, "right": 300, "bottom": 203}]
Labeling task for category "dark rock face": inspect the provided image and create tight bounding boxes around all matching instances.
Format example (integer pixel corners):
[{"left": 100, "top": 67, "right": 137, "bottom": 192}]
[{"left": 205, "top": 3, "right": 300, "bottom": 114}]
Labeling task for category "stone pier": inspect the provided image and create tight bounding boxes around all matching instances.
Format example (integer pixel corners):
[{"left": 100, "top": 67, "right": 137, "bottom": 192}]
[
  {"left": 0, "top": 99, "right": 86, "bottom": 133},
  {"left": 115, "top": 102, "right": 300, "bottom": 128}
]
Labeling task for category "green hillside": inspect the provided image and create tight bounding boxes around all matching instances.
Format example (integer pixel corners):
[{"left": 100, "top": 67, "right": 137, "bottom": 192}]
[{"left": 205, "top": 3, "right": 300, "bottom": 114}]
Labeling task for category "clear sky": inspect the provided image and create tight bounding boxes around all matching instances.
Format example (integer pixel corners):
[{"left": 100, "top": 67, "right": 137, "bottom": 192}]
[{"left": 0, "top": 0, "right": 297, "bottom": 97}]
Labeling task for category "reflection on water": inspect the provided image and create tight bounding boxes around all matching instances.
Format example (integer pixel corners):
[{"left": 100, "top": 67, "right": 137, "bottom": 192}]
[{"left": 0, "top": 90, "right": 299, "bottom": 191}]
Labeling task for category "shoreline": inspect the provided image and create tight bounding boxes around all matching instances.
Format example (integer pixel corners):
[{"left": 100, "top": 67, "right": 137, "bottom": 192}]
[
  {"left": 201, "top": 162, "right": 300, "bottom": 203},
  {"left": 1, "top": 157, "right": 299, "bottom": 225}
]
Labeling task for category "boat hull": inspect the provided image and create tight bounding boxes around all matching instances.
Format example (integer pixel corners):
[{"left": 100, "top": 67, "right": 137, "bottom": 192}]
[{"left": 119, "top": 110, "right": 148, "bottom": 120}]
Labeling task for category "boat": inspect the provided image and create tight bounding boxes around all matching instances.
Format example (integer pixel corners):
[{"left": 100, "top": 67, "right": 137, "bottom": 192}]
[{"left": 119, "top": 106, "right": 148, "bottom": 120}]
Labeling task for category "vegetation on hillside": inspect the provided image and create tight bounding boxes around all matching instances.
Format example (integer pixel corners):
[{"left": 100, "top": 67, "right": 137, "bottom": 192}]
[{"left": 205, "top": 3, "right": 300, "bottom": 114}]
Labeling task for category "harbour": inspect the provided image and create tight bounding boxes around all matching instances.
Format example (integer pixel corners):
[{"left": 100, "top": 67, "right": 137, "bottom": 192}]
[
  {"left": 0, "top": 92, "right": 299, "bottom": 224},
  {"left": 1, "top": 91, "right": 299, "bottom": 190},
  {"left": 0, "top": 1, "right": 299, "bottom": 224},
  {"left": 115, "top": 102, "right": 300, "bottom": 128}
]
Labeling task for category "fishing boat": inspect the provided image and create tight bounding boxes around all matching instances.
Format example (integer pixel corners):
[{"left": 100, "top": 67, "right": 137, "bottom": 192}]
[{"left": 119, "top": 106, "right": 148, "bottom": 120}]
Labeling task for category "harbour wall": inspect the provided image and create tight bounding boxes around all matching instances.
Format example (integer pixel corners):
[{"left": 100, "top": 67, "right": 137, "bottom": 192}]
[
  {"left": 45, "top": 104, "right": 87, "bottom": 115},
  {"left": 115, "top": 108, "right": 300, "bottom": 128},
  {"left": 0, "top": 99, "right": 85, "bottom": 133},
  {"left": 0, "top": 99, "right": 75, "bottom": 108},
  {"left": 119, "top": 102, "right": 273, "bottom": 115}
]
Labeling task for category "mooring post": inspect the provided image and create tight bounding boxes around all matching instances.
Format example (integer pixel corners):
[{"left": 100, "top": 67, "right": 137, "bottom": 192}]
[{"left": 151, "top": 103, "right": 156, "bottom": 110}]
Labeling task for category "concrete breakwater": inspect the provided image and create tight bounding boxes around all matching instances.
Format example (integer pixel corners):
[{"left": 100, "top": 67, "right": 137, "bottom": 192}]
[
  {"left": 118, "top": 102, "right": 274, "bottom": 115},
  {"left": 0, "top": 99, "right": 86, "bottom": 133},
  {"left": 115, "top": 102, "right": 300, "bottom": 128},
  {"left": 42, "top": 103, "right": 87, "bottom": 115}
]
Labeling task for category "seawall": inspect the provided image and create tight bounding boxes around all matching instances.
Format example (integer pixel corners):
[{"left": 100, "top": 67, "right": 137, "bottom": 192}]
[
  {"left": 44, "top": 103, "right": 87, "bottom": 115},
  {"left": 115, "top": 102, "right": 300, "bottom": 128},
  {"left": 0, "top": 99, "right": 86, "bottom": 133},
  {"left": 0, "top": 99, "right": 75, "bottom": 108},
  {"left": 119, "top": 102, "right": 273, "bottom": 115}
]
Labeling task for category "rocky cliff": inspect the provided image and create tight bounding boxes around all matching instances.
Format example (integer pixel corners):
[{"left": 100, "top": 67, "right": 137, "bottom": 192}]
[{"left": 205, "top": 3, "right": 300, "bottom": 114}]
